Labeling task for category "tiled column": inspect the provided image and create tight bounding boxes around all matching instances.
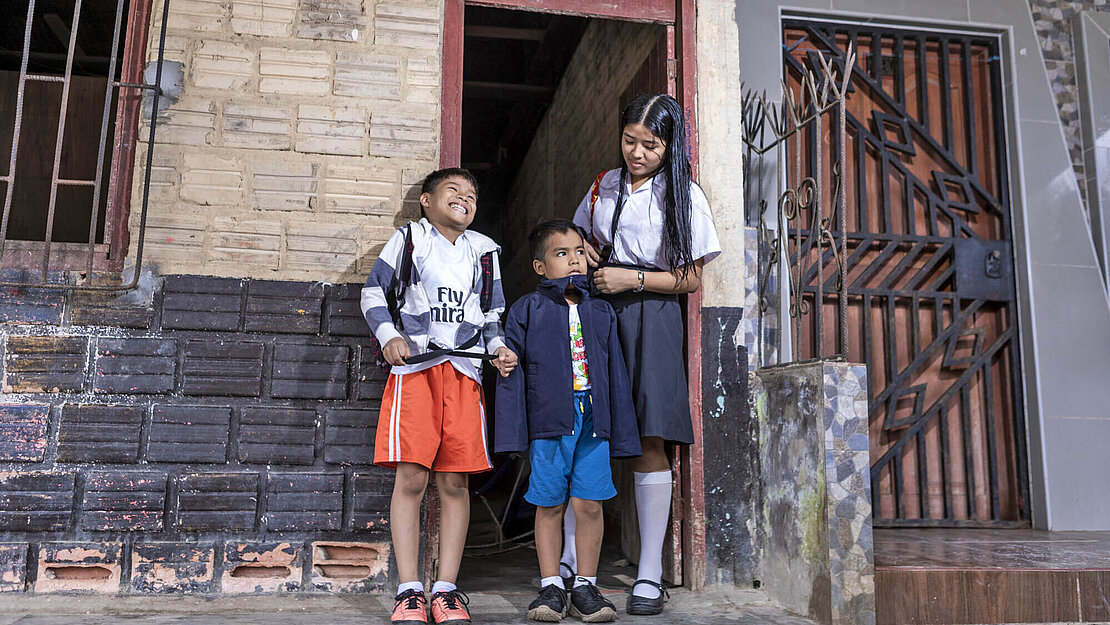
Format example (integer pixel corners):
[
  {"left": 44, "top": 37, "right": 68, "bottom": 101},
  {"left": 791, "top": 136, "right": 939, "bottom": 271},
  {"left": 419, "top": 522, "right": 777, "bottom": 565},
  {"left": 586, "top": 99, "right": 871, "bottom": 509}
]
[{"left": 755, "top": 360, "right": 874, "bottom": 625}]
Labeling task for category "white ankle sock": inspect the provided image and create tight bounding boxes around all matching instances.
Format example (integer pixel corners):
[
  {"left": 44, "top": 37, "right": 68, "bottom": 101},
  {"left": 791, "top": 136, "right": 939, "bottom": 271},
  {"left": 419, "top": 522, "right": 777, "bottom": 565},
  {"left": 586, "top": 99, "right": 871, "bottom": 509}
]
[
  {"left": 561, "top": 505, "right": 577, "bottom": 576},
  {"left": 397, "top": 581, "right": 424, "bottom": 596},
  {"left": 541, "top": 575, "right": 564, "bottom": 590},
  {"left": 573, "top": 575, "right": 597, "bottom": 588},
  {"left": 431, "top": 580, "right": 456, "bottom": 594},
  {"left": 633, "top": 470, "right": 672, "bottom": 599}
]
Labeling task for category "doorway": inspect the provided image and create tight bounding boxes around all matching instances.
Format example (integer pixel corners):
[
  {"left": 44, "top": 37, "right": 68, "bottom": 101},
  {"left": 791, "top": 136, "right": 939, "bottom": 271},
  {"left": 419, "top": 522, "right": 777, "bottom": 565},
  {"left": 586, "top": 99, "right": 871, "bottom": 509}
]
[{"left": 441, "top": 2, "right": 685, "bottom": 593}]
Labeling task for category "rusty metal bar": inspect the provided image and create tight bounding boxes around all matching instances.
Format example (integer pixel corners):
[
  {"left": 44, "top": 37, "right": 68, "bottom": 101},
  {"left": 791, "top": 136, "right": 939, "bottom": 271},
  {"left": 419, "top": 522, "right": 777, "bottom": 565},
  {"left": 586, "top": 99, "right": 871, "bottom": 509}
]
[
  {"left": 41, "top": 0, "right": 88, "bottom": 281},
  {"left": 57, "top": 179, "right": 97, "bottom": 187},
  {"left": 114, "top": 81, "right": 162, "bottom": 92},
  {"left": 126, "top": 0, "right": 174, "bottom": 291},
  {"left": 793, "top": 100, "right": 803, "bottom": 361},
  {"left": 86, "top": 0, "right": 130, "bottom": 277},
  {"left": 24, "top": 74, "right": 67, "bottom": 83},
  {"left": 839, "top": 93, "right": 849, "bottom": 356},
  {"left": 814, "top": 93, "right": 824, "bottom": 359},
  {"left": 0, "top": 0, "right": 37, "bottom": 269}
]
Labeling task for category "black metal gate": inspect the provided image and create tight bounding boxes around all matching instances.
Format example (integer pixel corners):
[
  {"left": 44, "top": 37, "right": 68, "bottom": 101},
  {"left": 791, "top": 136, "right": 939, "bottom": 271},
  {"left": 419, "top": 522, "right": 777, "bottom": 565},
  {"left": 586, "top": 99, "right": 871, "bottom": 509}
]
[{"left": 783, "top": 20, "right": 1030, "bottom": 526}]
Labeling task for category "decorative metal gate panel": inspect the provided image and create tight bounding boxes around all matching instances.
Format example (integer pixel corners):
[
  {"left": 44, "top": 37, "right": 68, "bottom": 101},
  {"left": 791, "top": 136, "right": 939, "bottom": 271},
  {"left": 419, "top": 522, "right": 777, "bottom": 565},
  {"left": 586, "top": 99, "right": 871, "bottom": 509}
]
[{"left": 783, "top": 20, "right": 1029, "bottom": 526}]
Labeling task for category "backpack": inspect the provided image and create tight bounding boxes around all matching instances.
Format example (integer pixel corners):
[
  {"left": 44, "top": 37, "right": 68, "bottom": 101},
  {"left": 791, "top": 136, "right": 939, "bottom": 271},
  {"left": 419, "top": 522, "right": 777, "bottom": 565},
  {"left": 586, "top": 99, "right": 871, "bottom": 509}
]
[{"left": 367, "top": 224, "right": 497, "bottom": 368}]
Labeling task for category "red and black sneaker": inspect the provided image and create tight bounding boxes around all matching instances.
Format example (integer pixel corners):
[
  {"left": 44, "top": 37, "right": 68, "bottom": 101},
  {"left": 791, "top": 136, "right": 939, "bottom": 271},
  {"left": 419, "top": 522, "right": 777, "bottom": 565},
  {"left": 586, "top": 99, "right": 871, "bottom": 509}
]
[
  {"left": 430, "top": 589, "right": 472, "bottom": 624},
  {"left": 391, "top": 588, "right": 428, "bottom": 624}
]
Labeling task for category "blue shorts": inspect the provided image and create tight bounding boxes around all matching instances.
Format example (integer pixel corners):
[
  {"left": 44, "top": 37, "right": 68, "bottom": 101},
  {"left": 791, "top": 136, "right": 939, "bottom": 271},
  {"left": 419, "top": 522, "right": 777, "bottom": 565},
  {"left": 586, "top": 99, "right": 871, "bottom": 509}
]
[{"left": 525, "top": 391, "right": 617, "bottom": 507}]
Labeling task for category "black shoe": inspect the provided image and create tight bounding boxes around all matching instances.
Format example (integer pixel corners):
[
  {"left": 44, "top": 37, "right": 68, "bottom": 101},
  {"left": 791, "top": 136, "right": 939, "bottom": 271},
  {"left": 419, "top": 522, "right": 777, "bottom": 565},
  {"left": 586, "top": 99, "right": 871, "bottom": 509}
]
[
  {"left": 626, "top": 579, "right": 668, "bottom": 616},
  {"left": 527, "top": 584, "right": 568, "bottom": 622},
  {"left": 569, "top": 581, "right": 616, "bottom": 623}
]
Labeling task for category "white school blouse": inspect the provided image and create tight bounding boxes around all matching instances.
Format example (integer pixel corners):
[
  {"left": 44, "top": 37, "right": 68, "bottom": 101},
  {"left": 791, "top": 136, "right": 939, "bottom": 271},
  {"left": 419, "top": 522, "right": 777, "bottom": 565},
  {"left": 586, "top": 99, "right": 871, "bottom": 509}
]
[{"left": 572, "top": 169, "right": 721, "bottom": 270}]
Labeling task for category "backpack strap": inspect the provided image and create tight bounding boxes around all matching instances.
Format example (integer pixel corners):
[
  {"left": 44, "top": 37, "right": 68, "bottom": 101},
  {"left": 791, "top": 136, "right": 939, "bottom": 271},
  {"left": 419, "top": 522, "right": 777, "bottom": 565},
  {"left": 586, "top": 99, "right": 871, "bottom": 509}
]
[
  {"left": 479, "top": 250, "right": 495, "bottom": 313},
  {"left": 587, "top": 171, "right": 605, "bottom": 249},
  {"left": 385, "top": 224, "right": 415, "bottom": 325}
]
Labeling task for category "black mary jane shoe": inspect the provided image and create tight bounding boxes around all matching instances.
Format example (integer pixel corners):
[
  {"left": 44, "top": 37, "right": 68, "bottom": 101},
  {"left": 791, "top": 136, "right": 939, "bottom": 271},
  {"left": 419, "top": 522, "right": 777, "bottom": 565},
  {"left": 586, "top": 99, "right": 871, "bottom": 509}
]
[{"left": 626, "top": 579, "right": 669, "bottom": 616}]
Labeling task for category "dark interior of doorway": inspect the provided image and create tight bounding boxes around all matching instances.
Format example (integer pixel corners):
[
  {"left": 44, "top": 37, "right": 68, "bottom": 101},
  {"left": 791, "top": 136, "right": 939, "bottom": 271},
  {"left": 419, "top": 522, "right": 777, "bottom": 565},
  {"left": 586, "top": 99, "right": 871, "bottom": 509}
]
[
  {"left": 461, "top": 6, "right": 585, "bottom": 255},
  {"left": 458, "top": 5, "right": 662, "bottom": 592},
  {"left": 0, "top": 0, "right": 126, "bottom": 244}
]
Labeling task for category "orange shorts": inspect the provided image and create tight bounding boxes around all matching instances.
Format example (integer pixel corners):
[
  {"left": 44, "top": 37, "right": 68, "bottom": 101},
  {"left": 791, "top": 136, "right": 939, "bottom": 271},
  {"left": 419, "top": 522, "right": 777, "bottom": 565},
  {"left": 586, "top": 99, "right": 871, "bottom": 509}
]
[{"left": 374, "top": 362, "right": 492, "bottom": 473}]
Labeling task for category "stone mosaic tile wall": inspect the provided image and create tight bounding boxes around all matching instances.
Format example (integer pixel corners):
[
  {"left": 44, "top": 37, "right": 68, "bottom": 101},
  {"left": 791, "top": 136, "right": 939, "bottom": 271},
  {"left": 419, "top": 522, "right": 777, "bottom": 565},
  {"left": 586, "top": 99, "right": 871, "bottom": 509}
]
[
  {"left": 1028, "top": 0, "right": 1110, "bottom": 207},
  {"left": 742, "top": 226, "right": 779, "bottom": 371},
  {"left": 822, "top": 363, "right": 874, "bottom": 625},
  {"left": 756, "top": 360, "right": 874, "bottom": 625}
]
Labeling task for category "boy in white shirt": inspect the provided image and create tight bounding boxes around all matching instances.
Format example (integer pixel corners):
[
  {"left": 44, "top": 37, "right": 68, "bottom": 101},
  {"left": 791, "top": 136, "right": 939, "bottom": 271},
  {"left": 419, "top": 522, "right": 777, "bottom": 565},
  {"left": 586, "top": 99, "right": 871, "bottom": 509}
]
[{"left": 362, "top": 168, "right": 517, "bottom": 624}]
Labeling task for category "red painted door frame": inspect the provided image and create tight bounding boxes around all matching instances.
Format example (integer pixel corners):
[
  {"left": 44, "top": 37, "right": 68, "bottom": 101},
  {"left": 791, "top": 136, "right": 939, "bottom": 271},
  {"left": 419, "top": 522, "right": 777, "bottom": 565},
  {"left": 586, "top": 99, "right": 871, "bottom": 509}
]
[{"left": 438, "top": 0, "right": 706, "bottom": 590}]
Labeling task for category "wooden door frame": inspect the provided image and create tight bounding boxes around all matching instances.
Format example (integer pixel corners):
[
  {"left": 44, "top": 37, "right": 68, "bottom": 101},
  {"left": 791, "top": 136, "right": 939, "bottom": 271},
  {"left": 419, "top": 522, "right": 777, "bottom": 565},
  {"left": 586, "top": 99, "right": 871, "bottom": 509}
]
[{"left": 438, "top": 0, "right": 707, "bottom": 590}]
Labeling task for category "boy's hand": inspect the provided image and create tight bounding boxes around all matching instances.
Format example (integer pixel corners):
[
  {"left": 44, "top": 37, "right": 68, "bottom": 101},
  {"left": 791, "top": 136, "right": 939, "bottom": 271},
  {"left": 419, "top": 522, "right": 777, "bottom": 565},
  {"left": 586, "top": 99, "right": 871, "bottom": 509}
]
[
  {"left": 492, "top": 346, "right": 518, "bottom": 377},
  {"left": 382, "top": 337, "right": 411, "bottom": 366}
]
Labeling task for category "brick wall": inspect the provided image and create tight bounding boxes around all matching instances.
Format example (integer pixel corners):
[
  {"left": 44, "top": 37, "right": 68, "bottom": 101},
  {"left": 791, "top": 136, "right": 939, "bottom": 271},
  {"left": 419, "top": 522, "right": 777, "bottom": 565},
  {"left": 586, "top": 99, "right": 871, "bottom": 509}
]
[
  {"left": 500, "top": 20, "right": 660, "bottom": 295},
  {"left": 131, "top": 0, "right": 441, "bottom": 283},
  {"left": 0, "top": 274, "right": 396, "bottom": 594}
]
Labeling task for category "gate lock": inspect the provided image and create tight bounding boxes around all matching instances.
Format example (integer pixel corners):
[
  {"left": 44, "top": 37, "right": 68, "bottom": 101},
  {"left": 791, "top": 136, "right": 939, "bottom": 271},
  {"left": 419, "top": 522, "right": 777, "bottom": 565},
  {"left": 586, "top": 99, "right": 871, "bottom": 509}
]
[{"left": 953, "top": 238, "right": 1015, "bottom": 301}]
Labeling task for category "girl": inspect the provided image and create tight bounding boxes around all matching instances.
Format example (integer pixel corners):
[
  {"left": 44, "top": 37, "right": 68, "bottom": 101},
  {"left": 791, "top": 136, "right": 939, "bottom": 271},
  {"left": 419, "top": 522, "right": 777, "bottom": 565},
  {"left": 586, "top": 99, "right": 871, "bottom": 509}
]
[{"left": 566, "top": 93, "right": 721, "bottom": 615}]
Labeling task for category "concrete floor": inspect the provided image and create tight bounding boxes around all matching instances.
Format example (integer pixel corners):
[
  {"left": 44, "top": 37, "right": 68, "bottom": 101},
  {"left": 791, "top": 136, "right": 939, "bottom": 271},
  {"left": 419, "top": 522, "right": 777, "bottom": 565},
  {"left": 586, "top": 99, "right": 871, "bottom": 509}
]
[
  {"left": 0, "top": 537, "right": 817, "bottom": 625},
  {"left": 0, "top": 588, "right": 818, "bottom": 624}
]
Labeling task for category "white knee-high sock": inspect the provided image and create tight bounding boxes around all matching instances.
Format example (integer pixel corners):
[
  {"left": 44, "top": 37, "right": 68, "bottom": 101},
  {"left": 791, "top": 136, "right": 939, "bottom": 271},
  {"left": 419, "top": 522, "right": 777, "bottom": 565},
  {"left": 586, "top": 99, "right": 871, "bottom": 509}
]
[
  {"left": 560, "top": 505, "right": 577, "bottom": 577},
  {"left": 633, "top": 470, "right": 672, "bottom": 599}
]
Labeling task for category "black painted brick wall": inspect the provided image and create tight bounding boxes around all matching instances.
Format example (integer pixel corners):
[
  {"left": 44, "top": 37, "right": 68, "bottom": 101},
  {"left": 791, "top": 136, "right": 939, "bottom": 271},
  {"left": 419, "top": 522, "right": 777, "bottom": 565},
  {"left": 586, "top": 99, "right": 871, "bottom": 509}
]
[{"left": 0, "top": 275, "right": 395, "bottom": 594}]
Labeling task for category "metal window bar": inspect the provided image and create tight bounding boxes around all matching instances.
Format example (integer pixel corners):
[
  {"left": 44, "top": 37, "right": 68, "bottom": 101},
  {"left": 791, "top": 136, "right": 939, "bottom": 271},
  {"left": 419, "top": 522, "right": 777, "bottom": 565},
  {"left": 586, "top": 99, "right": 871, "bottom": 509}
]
[
  {"left": 0, "top": 0, "right": 169, "bottom": 291},
  {"left": 741, "top": 45, "right": 853, "bottom": 365}
]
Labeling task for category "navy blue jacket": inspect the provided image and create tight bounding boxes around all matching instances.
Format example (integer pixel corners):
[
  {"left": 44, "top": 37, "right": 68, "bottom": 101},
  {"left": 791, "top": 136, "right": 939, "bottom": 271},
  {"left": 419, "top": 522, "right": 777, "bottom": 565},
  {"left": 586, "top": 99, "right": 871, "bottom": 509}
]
[{"left": 495, "top": 275, "right": 641, "bottom": 458}]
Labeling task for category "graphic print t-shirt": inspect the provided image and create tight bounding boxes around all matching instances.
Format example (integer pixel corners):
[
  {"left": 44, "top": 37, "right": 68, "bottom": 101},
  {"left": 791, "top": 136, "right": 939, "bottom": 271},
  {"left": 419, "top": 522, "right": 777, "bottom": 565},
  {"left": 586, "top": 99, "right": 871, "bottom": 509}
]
[
  {"left": 568, "top": 304, "right": 591, "bottom": 391},
  {"left": 421, "top": 231, "right": 479, "bottom": 380}
]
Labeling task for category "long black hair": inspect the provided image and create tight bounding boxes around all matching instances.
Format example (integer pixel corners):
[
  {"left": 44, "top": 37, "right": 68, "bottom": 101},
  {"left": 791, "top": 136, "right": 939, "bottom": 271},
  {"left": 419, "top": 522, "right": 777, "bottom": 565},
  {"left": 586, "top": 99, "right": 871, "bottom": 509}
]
[{"left": 614, "top": 93, "right": 695, "bottom": 277}]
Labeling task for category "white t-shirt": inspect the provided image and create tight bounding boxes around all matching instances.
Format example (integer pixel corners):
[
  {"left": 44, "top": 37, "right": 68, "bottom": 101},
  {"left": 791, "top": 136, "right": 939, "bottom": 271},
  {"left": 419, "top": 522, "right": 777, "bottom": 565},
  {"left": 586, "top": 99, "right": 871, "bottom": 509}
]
[
  {"left": 390, "top": 227, "right": 483, "bottom": 382},
  {"left": 572, "top": 169, "right": 721, "bottom": 269},
  {"left": 568, "top": 304, "right": 591, "bottom": 391}
]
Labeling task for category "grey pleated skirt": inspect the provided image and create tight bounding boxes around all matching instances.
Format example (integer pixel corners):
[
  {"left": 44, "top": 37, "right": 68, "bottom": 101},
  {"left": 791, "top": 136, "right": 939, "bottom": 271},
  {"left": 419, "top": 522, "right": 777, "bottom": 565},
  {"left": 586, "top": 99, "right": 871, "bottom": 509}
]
[{"left": 604, "top": 290, "right": 694, "bottom": 445}]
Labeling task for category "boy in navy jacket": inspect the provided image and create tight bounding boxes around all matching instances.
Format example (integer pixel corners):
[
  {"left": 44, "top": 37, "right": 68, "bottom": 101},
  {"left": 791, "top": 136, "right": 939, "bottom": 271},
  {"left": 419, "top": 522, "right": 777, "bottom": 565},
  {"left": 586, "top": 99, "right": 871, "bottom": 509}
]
[{"left": 496, "top": 219, "right": 640, "bottom": 623}]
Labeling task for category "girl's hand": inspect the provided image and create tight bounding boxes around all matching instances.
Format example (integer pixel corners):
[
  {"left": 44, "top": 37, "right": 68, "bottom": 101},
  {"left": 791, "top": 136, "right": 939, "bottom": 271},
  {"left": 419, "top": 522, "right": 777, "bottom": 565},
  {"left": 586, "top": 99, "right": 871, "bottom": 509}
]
[
  {"left": 583, "top": 241, "right": 602, "bottom": 268},
  {"left": 382, "top": 337, "right": 411, "bottom": 366},
  {"left": 493, "top": 346, "right": 518, "bottom": 377},
  {"left": 592, "top": 267, "right": 639, "bottom": 294}
]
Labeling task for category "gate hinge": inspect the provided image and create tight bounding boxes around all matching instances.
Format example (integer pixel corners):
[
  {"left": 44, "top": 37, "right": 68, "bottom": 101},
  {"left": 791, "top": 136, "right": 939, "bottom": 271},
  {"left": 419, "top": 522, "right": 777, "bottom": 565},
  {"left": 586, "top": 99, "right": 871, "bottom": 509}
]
[{"left": 667, "top": 58, "right": 678, "bottom": 80}]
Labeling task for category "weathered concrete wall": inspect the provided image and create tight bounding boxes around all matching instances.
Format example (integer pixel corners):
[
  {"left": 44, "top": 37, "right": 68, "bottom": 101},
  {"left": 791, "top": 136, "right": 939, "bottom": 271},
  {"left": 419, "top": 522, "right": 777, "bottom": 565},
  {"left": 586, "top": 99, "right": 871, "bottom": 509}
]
[
  {"left": 500, "top": 19, "right": 659, "bottom": 297},
  {"left": 700, "top": 309, "right": 759, "bottom": 586},
  {"left": 755, "top": 361, "right": 874, "bottom": 625},
  {"left": 697, "top": 0, "right": 745, "bottom": 310},
  {"left": 131, "top": 0, "right": 441, "bottom": 282}
]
